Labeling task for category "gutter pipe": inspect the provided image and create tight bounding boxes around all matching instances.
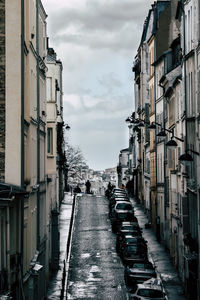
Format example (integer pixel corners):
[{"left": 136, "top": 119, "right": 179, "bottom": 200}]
[
  {"left": 21, "top": 0, "right": 25, "bottom": 278},
  {"left": 36, "top": 0, "right": 40, "bottom": 249}
]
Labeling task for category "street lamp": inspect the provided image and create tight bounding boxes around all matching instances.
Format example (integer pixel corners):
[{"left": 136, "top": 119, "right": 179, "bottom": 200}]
[
  {"left": 65, "top": 124, "right": 71, "bottom": 130},
  {"left": 165, "top": 138, "right": 178, "bottom": 150},
  {"left": 179, "top": 149, "right": 199, "bottom": 162},
  {"left": 126, "top": 115, "right": 150, "bottom": 126}
]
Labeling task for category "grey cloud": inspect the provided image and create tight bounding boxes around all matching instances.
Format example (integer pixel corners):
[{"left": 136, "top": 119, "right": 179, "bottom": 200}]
[
  {"left": 98, "top": 73, "right": 122, "bottom": 91},
  {"left": 64, "top": 93, "right": 132, "bottom": 121},
  {"left": 52, "top": 30, "right": 138, "bottom": 52},
  {"left": 48, "top": 0, "right": 151, "bottom": 52},
  {"left": 49, "top": 0, "right": 150, "bottom": 33}
]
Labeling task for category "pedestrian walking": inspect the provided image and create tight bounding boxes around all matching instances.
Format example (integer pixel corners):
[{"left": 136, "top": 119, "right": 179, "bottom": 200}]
[
  {"left": 85, "top": 180, "right": 91, "bottom": 194},
  {"left": 73, "top": 185, "right": 81, "bottom": 194}
]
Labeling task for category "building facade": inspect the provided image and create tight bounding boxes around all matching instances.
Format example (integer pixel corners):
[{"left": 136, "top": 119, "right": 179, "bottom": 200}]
[
  {"left": 0, "top": 1, "right": 66, "bottom": 299},
  {"left": 129, "top": 0, "right": 200, "bottom": 299}
]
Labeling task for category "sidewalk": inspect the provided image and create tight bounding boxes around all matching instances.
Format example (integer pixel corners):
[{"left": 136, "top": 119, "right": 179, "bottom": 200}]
[
  {"left": 131, "top": 198, "right": 186, "bottom": 300},
  {"left": 47, "top": 192, "right": 74, "bottom": 299}
]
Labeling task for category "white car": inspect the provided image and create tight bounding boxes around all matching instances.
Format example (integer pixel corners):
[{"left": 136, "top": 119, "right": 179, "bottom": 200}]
[{"left": 128, "top": 279, "right": 167, "bottom": 300}]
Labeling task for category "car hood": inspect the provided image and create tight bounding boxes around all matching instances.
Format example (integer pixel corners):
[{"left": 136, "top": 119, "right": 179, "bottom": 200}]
[
  {"left": 115, "top": 209, "right": 133, "bottom": 213},
  {"left": 129, "top": 268, "right": 156, "bottom": 274}
]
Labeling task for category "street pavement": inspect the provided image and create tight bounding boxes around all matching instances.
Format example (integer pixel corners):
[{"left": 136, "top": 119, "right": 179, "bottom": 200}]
[
  {"left": 47, "top": 193, "right": 187, "bottom": 300},
  {"left": 47, "top": 192, "right": 74, "bottom": 299},
  {"left": 131, "top": 197, "right": 186, "bottom": 300},
  {"left": 66, "top": 194, "right": 127, "bottom": 300}
]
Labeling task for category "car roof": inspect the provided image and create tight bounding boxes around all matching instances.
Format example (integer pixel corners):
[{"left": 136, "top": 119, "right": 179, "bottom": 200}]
[
  {"left": 121, "top": 221, "right": 136, "bottom": 225},
  {"left": 113, "top": 197, "right": 129, "bottom": 200},
  {"left": 124, "top": 235, "right": 142, "bottom": 240},
  {"left": 115, "top": 201, "right": 132, "bottom": 204},
  {"left": 137, "top": 284, "right": 163, "bottom": 291}
]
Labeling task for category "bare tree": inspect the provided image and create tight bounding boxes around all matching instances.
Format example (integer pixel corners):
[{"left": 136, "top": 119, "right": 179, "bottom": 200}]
[{"left": 64, "top": 142, "right": 88, "bottom": 187}]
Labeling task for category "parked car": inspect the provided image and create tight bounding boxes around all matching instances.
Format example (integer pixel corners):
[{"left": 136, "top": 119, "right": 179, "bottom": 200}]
[
  {"left": 120, "top": 222, "right": 140, "bottom": 233},
  {"left": 124, "top": 261, "right": 157, "bottom": 286},
  {"left": 128, "top": 279, "right": 167, "bottom": 300},
  {"left": 111, "top": 201, "right": 134, "bottom": 230},
  {"left": 121, "top": 243, "right": 148, "bottom": 265},
  {"left": 110, "top": 192, "right": 128, "bottom": 199},
  {"left": 116, "top": 230, "right": 144, "bottom": 252},
  {"left": 110, "top": 189, "right": 128, "bottom": 198},
  {"left": 117, "top": 234, "right": 146, "bottom": 255},
  {"left": 109, "top": 198, "right": 131, "bottom": 219}
]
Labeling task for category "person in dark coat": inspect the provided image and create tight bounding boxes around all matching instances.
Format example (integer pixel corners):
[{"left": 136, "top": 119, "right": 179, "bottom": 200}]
[
  {"left": 85, "top": 180, "right": 91, "bottom": 194},
  {"left": 74, "top": 185, "right": 81, "bottom": 193}
]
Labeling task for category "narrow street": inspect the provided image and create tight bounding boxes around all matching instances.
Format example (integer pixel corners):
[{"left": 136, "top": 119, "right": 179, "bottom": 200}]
[{"left": 66, "top": 194, "right": 127, "bottom": 300}]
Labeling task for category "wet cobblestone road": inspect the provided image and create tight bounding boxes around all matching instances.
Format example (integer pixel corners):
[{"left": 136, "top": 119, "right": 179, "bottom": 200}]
[{"left": 66, "top": 194, "right": 127, "bottom": 300}]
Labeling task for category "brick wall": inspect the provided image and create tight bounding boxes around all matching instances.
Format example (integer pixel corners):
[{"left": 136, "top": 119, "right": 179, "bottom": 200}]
[{"left": 0, "top": 0, "right": 5, "bottom": 181}]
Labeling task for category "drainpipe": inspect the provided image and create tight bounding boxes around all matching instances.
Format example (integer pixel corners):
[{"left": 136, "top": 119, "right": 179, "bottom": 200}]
[
  {"left": 153, "top": 41, "right": 158, "bottom": 234},
  {"left": 159, "top": 81, "right": 168, "bottom": 243},
  {"left": 21, "top": 0, "right": 25, "bottom": 277},
  {"left": 182, "top": 0, "right": 188, "bottom": 149},
  {"left": 36, "top": 0, "right": 40, "bottom": 249},
  {"left": 6, "top": 206, "right": 10, "bottom": 289}
]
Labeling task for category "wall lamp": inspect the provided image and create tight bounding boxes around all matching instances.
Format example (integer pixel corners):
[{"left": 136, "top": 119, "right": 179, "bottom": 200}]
[
  {"left": 148, "top": 122, "right": 161, "bottom": 130},
  {"left": 65, "top": 124, "right": 71, "bottom": 130},
  {"left": 126, "top": 116, "right": 149, "bottom": 126},
  {"left": 179, "top": 149, "right": 199, "bottom": 162},
  {"left": 61, "top": 122, "right": 71, "bottom": 130},
  {"left": 148, "top": 122, "right": 184, "bottom": 147}
]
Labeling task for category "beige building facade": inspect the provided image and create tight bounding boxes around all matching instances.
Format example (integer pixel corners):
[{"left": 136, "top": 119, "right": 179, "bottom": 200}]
[{"left": 0, "top": 1, "right": 66, "bottom": 299}]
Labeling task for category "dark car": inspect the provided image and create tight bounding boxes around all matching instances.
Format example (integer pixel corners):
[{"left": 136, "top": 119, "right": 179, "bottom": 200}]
[
  {"left": 124, "top": 261, "right": 157, "bottom": 286},
  {"left": 116, "top": 231, "right": 143, "bottom": 253},
  {"left": 118, "top": 234, "right": 147, "bottom": 255},
  {"left": 121, "top": 244, "right": 148, "bottom": 265},
  {"left": 110, "top": 189, "right": 128, "bottom": 198},
  {"left": 120, "top": 222, "right": 140, "bottom": 233}
]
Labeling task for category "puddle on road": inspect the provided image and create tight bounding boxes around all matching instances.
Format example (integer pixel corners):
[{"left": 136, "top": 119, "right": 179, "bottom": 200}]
[
  {"left": 87, "top": 265, "right": 102, "bottom": 282},
  {"left": 90, "top": 265, "right": 101, "bottom": 272},
  {"left": 81, "top": 253, "right": 91, "bottom": 259},
  {"left": 68, "top": 281, "right": 97, "bottom": 299}
]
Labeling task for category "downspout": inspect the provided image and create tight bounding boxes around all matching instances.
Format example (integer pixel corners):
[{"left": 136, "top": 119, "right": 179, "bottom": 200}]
[
  {"left": 6, "top": 206, "right": 10, "bottom": 289},
  {"left": 159, "top": 82, "right": 167, "bottom": 241},
  {"left": 36, "top": 0, "right": 40, "bottom": 249},
  {"left": 182, "top": 0, "right": 188, "bottom": 149},
  {"left": 153, "top": 40, "right": 158, "bottom": 230},
  {"left": 21, "top": 0, "right": 25, "bottom": 276}
]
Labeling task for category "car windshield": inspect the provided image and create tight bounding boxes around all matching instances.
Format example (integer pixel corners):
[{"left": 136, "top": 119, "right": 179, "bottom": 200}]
[
  {"left": 126, "top": 245, "right": 137, "bottom": 252},
  {"left": 126, "top": 237, "right": 138, "bottom": 243},
  {"left": 138, "top": 288, "right": 164, "bottom": 298},
  {"left": 121, "top": 226, "right": 133, "bottom": 231},
  {"left": 131, "top": 263, "right": 153, "bottom": 269},
  {"left": 116, "top": 203, "right": 132, "bottom": 210}
]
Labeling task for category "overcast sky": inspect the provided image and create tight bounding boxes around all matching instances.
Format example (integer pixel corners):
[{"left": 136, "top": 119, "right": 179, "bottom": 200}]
[{"left": 42, "top": 0, "right": 153, "bottom": 170}]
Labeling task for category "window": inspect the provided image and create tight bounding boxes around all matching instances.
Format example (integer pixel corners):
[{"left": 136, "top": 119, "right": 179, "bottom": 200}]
[
  {"left": 46, "top": 77, "right": 52, "bottom": 101},
  {"left": 169, "top": 97, "right": 175, "bottom": 126},
  {"left": 185, "top": 6, "right": 193, "bottom": 53},
  {"left": 150, "top": 48, "right": 154, "bottom": 76},
  {"left": 187, "top": 71, "right": 194, "bottom": 116},
  {"left": 150, "top": 85, "right": 154, "bottom": 113},
  {"left": 47, "top": 128, "right": 53, "bottom": 154}
]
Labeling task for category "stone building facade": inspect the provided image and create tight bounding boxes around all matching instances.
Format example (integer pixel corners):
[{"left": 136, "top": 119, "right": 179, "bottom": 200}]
[
  {"left": 0, "top": 1, "right": 66, "bottom": 299},
  {"left": 127, "top": 0, "right": 200, "bottom": 299}
]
